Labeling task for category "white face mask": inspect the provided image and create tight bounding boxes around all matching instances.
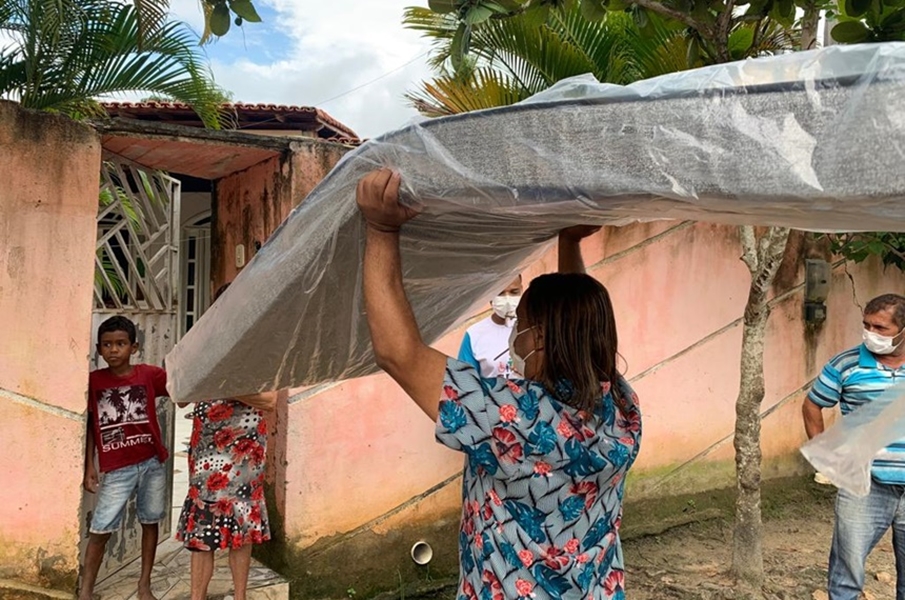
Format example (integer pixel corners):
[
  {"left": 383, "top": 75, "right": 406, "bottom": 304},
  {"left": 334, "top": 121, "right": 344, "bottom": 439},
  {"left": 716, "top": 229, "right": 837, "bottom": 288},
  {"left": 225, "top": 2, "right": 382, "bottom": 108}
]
[
  {"left": 863, "top": 328, "right": 905, "bottom": 355},
  {"left": 492, "top": 294, "right": 521, "bottom": 320},
  {"left": 508, "top": 324, "right": 536, "bottom": 376}
]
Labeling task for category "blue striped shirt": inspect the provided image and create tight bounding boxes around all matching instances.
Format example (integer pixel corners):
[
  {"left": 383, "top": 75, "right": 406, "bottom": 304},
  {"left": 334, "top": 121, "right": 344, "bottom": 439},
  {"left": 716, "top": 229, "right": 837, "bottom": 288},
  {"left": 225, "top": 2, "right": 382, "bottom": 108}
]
[{"left": 809, "top": 344, "right": 905, "bottom": 484}]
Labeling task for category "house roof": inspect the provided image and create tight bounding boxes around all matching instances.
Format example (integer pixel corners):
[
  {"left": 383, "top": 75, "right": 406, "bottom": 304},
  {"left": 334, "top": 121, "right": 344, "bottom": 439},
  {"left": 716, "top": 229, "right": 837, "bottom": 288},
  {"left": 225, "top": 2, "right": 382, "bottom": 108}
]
[
  {"left": 101, "top": 101, "right": 359, "bottom": 141},
  {"left": 96, "top": 118, "right": 355, "bottom": 180}
]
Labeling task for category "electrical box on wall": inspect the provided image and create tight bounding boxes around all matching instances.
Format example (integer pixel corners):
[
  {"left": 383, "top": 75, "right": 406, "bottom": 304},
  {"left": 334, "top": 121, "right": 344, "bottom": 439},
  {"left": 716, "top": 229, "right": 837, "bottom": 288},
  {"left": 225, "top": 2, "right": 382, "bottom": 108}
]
[
  {"left": 805, "top": 259, "right": 831, "bottom": 302},
  {"left": 235, "top": 244, "right": 246, "bottom": 268},
  {"left": 804, "top": 258, "right": 830, "bottom": 324},
  {"left": 805, "top": 302, "right": 827, "bottom": 323}
]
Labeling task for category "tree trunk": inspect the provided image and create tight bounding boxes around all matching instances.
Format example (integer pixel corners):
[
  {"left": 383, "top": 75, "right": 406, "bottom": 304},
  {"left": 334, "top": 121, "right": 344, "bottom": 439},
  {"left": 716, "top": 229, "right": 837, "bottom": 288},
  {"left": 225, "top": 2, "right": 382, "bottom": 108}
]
[
  {"left": 800, "top": 3, "right": 820, "bottom": 50},
  {"left": 730, "top": 225, "right": 791, "bottom": 589}
]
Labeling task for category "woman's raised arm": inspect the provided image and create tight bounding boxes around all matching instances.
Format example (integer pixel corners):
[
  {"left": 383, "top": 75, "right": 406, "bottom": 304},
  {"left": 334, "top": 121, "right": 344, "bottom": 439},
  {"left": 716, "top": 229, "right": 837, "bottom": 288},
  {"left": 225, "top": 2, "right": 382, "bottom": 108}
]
[{"left": 357, "top": 170, "right": 448, "bottom": 421}]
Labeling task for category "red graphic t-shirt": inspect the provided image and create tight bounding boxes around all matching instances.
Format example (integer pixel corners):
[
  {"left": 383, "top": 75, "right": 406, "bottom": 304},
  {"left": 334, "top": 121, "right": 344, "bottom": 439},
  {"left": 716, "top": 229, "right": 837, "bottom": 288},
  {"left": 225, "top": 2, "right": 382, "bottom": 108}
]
[{"left": 88, "top": 364, "right": 169, "bottom": 473}]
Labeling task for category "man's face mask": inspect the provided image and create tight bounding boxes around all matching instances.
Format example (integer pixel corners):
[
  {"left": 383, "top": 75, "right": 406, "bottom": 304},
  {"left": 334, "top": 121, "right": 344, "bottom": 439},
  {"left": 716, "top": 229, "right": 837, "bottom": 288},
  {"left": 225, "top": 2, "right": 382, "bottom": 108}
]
[
  {"left": 863, "top": 328, "right": 905, "bottom": 355},
  {"left": 492, "top": 294, "right": 521, "bottom": 320}
]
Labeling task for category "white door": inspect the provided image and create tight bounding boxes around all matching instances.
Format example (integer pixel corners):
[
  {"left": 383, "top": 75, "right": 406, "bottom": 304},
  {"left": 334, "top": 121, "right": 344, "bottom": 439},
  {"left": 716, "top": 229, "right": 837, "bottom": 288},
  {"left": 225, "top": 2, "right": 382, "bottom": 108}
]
[{"left": 180, "top": 215, "right": 212, "bottom": 337}]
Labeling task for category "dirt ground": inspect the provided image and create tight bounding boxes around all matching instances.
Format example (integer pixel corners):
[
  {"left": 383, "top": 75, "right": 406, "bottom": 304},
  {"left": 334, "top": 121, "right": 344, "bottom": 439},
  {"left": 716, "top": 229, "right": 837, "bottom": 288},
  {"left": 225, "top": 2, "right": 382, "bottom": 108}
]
[
  {"left": 622, "top": 477, "right": 896, "bottom": 599},
  {"left": 398, "top": 475, "right": 898, "bottom": 600}
]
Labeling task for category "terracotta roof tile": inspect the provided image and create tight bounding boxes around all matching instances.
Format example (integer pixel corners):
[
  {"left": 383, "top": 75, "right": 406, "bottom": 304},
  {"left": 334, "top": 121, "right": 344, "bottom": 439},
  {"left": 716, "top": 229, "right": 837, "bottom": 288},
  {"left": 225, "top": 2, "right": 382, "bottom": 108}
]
[{"left": 100, "top": 101, "right": 358, "bottom": 140}]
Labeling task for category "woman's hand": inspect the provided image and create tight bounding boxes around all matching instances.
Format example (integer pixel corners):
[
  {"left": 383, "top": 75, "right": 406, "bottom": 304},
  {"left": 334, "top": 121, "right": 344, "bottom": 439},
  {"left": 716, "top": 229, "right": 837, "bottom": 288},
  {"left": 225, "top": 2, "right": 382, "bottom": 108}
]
[
  {"left": 235, "top": 392, "right": 278, "bottom": 412},
  {"left": 356, "top": 169, "right": 419, "bottom": 233},
  {"left": 560, "top": 225, "right": 602, "bottom": 242},
  {"left": 558, "top": 225, "right": 601, "bottom": 274}
]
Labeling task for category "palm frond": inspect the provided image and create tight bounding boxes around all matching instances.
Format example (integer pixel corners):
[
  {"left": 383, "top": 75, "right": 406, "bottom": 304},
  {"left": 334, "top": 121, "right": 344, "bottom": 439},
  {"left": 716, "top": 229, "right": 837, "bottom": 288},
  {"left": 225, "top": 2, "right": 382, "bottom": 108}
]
[
  {"left": 470, "top": 15, "right": 597, "bottom": 91},
  {"left": 0, "top": 45, "right": 27, "bottom": 98},
  {"left": 405, "top": 67, "right": 531, "bottom": 117},
  {"left": 198, "top": 0, "right": 214, "bottom": 44},
  {"left": 0, "top": 1, "right": 228, "bottom": 128},
  {"left": 549, "top": 8, "right": 638, "bottom": 83},
  {"left": 132, "top": 0, "right": 169, "bottom": 46},
  {"left": 99, "top": 178, "right": 143, "bottom": 225},
  {"left": 405, "top": 2, "right": 702, "bottom": 116},
  {"left": 403, "top": 6, "right": 459, "bottom": 71},
  {"left": 744, "top": 18, "right": 798, "bottom": 56},
  {"left": 96, "top": 249, "right": 128, "bottom": 298},
  {"left": 625, "top": 17, "right": 693, "bottom": 76}
]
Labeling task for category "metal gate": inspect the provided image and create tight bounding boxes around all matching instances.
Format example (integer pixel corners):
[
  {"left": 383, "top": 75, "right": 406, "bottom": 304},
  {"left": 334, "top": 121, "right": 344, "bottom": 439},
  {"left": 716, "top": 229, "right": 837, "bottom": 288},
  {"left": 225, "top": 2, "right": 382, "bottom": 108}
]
[{"left": 80, "top": 160, "right": 181, "bottom": 582}]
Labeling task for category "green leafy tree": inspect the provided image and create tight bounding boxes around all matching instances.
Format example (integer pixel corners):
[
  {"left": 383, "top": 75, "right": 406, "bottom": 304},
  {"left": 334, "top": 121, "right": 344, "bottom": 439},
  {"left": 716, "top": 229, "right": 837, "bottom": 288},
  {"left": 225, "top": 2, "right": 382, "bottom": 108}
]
[
  {"left": 108, "top": 0, "right": 262, "bottom": 43},
  {"left": 405, "top": 4, "right": 794, "bottom": 116},
  {"left": 0, "top": 0, "right": 229, "bottom": 127},
  {"left": 199, "top": 0, "right": 262, "bottom": 40},
  {"left": 425, "top": 0, "right": 897, "bottom": 57},
  {"left": 424, "top": 0, "right": 813, "bottom": 69},
  {"left": 828, "top": 0, "right": 905, "bottom": 43},
  {"left": 822, "top": 232, "right": 905, "bottom": 271}
]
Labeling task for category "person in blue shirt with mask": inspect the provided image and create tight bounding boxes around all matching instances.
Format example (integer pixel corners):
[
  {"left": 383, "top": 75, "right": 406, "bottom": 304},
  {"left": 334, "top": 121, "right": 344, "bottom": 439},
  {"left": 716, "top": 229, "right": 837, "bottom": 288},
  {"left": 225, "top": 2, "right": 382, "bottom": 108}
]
[{"left": 803, "top": 293, "right": 905, "bottom": 600}]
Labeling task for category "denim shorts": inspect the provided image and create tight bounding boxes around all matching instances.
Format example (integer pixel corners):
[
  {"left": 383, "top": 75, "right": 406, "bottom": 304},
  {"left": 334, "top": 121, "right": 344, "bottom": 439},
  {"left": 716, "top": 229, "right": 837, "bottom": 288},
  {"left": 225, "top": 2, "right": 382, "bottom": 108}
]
[{"left": 90, "top": 457, "right": 167, "bottom": 534}]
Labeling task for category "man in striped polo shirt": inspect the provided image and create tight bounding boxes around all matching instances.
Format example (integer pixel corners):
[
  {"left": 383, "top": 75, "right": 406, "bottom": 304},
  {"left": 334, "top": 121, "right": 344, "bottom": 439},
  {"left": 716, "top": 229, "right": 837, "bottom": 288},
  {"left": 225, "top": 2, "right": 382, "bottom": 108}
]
[{"left": 803, "top": 293, "right": 905, "bottom": 600}]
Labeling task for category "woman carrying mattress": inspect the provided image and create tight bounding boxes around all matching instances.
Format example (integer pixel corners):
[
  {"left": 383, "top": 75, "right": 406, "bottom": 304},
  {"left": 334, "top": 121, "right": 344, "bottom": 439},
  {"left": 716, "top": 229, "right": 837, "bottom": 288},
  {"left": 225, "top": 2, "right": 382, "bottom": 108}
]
[{"left": 356, "top": 169, "right": 642, "bottom": 600}]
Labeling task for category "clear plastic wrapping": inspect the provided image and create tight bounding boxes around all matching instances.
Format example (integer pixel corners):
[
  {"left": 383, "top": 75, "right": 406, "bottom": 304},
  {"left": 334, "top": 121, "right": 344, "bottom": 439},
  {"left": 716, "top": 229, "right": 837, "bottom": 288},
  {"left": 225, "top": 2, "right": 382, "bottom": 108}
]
[
  {"left": 166, "top": 42, "right": 905, "bottom": 404},
  {"left": 801, "top": 382, "right": 905, "bottom": 496}
]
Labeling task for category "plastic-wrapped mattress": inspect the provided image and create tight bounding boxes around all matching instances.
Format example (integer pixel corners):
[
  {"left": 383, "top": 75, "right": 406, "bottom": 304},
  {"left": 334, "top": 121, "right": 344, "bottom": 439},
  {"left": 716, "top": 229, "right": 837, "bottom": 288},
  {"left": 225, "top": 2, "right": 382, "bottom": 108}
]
[{"left": 166, "top": 42, "right": 905, "bottom": 403}]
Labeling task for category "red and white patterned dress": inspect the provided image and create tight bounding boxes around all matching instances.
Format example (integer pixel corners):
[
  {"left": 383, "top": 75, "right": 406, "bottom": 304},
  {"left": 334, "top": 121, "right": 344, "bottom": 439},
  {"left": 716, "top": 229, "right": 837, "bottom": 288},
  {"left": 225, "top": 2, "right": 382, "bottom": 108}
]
[{"left": 176, "top": 399, "right": 270, "bottom": 550}]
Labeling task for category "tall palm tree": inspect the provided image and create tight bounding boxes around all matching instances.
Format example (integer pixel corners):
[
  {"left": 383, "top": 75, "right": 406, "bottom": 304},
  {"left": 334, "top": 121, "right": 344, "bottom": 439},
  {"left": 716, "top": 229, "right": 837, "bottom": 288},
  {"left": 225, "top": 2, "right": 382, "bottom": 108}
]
[
  {"left": 403, "top": 4, "right": 796, "bottom": 116},
  {"left": 0, "top": 0, "right": 228, "bottom": 127}
]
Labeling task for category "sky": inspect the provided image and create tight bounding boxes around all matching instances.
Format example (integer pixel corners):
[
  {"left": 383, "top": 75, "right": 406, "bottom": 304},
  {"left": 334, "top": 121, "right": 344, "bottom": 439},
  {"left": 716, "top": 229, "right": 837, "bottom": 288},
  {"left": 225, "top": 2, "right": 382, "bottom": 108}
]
[{"left": 166, "top": 0, "right": 438, "bottom": 139}]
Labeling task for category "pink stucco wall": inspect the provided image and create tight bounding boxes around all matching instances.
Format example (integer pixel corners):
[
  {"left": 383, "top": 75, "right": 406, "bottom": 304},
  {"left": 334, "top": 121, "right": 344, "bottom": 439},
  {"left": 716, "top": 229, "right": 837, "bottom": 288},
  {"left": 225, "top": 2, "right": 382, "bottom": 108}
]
[
  {"left": 271, "top": 220, "right": 905, "bottom": 596},
  {"left": 0, "top": 101, "right": 101, "bottom": 589},
  {"left": 212, "top": 142, "right": 350, "bottom": 290}
]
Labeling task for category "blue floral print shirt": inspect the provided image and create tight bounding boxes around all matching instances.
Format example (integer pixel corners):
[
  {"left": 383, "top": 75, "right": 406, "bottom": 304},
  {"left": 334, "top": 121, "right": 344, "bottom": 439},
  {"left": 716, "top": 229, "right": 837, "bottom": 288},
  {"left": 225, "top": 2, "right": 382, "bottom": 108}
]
[{"left": 436, "top": 358, "right": 642, "bottom": 600}]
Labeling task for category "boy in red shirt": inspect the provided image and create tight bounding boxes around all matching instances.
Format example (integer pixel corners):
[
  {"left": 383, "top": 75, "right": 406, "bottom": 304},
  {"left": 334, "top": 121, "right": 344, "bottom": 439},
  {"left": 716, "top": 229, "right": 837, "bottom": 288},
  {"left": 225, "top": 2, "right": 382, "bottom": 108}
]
[{"left": 79, "top": 316, "right": 169, "bottom": 600}]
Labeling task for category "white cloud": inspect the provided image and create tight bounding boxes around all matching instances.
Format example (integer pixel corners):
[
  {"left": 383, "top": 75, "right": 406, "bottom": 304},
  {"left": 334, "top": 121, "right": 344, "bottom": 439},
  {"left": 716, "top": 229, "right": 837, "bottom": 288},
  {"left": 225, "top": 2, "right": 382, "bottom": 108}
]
[
  {"left": 169, "top": 0, "right": 437, "bottom": 138},
  {"left": 167, "top": 0, "right": 208, "bottom": 33}
]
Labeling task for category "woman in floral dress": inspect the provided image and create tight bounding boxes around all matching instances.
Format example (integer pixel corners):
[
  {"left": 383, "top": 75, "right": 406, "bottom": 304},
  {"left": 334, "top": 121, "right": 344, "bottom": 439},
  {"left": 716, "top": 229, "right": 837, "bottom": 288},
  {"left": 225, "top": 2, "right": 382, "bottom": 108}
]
[
  {"left": 356, "top": 170, "right": 642, "bottom": 600},
  {"left": 176, "top": 393, "right": 276, "bottom": 600}
]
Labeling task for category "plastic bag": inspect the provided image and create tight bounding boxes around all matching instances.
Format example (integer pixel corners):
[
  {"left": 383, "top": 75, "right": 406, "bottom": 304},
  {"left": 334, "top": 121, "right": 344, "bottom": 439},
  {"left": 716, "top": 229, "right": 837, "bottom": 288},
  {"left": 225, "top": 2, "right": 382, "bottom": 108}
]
[
  {"left": 801, "top": 381, "right": 905, "bottom": 496},
  {"left": 165, "top": 42, "right": 905, "bottom": 403}
]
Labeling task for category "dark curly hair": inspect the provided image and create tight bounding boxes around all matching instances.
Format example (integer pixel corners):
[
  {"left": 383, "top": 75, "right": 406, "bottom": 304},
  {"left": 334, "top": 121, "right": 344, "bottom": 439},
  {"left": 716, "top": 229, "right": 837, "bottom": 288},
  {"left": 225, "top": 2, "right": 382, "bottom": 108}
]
[{"left": 97, "top": 315, "right": 137, "bottom": 344}]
